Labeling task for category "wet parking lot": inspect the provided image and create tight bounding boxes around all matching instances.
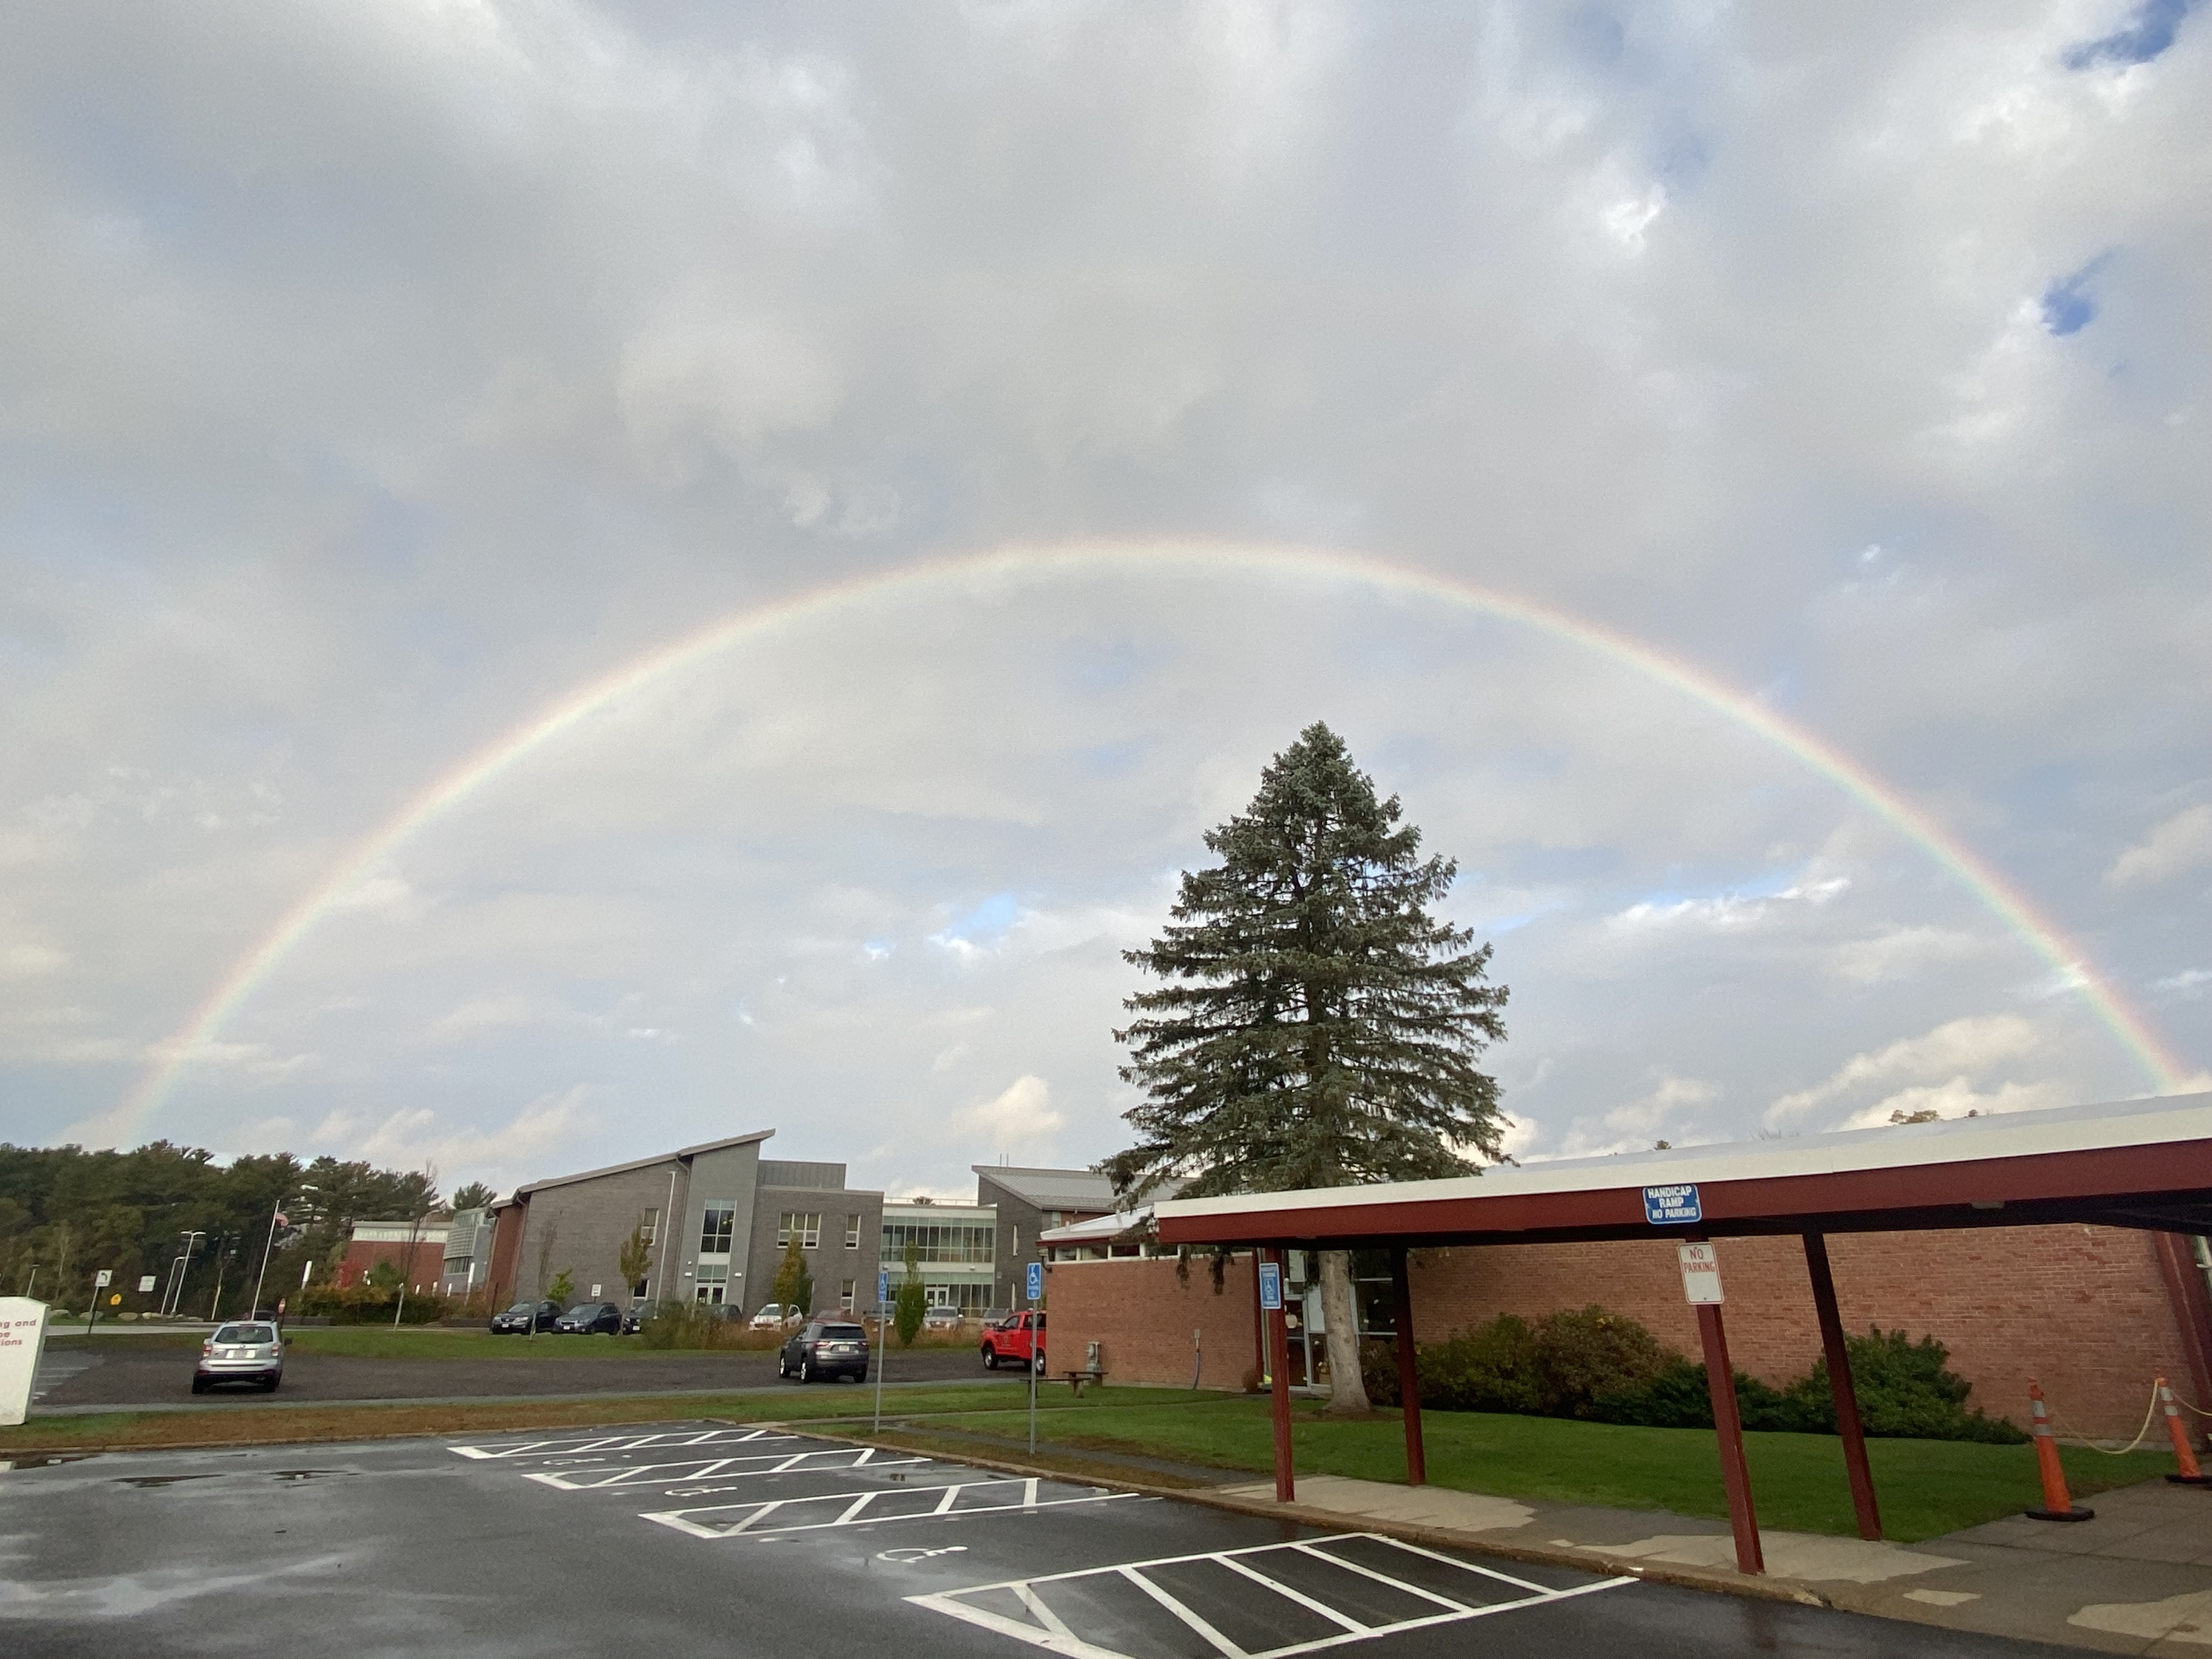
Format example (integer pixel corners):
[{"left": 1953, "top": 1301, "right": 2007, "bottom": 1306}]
[{"left": 1, "top": 1422, "right": 2075, "bottom": 1657}]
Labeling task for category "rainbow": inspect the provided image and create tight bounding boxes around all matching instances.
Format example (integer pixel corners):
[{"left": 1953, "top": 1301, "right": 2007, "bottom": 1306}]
[{"left": 104, "top": 538, "right": 2194, "bottom": 1143}]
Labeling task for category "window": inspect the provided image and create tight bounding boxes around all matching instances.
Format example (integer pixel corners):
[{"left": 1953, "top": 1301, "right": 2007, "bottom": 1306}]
[
  {"left": 881, "top": 1223, "right": 996, "bottom": 1265},
  {"left": 694, "top": 1263, "right": 729, "bottom": 1305},
  {"left": 839, "top": 1279, "right": 856, "bottom": 1310},
  {"left": 699, "top": 1203, "right": 735, "bottom": 1255},
  {"left": 776, "top": 1212, "right": 822, "bottom": 1250},
  {"left": 844, "top": 1217, "right": 861, "bottom": 1250},
  {"left": 639, "top": 1207, "right": 659, "bottom": 1245}
]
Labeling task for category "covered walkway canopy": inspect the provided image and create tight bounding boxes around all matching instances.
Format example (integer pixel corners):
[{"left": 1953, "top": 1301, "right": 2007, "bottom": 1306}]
[{"left": 1151, "top": 1092, "right": 2212, "bottom": 1573}]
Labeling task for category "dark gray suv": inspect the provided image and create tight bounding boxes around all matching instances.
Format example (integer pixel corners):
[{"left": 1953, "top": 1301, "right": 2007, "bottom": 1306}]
[{"left": 779, "top": 1319, "right": 869, "bottom": 1384}]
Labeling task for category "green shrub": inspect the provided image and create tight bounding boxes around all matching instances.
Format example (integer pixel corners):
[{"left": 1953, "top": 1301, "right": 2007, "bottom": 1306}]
[
  {"left": 1366, "top": 1308, "right": 2025, "bottom": 1446},
  {"left": 295, "top": 1284, "right": 447, "bottom": 1325},
  {"left": 1533, "top": 1305, "right": 1670, "bottom": 1417}
]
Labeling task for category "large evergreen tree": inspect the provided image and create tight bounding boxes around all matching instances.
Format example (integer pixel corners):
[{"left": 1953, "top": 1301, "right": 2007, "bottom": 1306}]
[{"left": 1104, "top": 723, "right": 1507, "bottom": 1413}]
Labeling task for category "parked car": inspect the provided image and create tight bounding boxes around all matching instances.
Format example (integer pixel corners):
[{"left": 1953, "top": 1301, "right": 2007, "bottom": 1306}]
[
  {"left": 554, "top": 1301, "right": 623, "bottom": 1334},
  {"left": 489, "top": 1299, "right": 561, "bottom": 1334},
  {"left": 980, "top": 1310, "right": 1045, "bottom": 1373},
  {"left": 922, "top": 1304, "right": 963, "bottom": 1330},
  {"left": 193, "top": 1320, "right": 284, "bottom": 1393},
  {"left": 748, "top": 1302, "right": 795, "bottom": 1330},
  {"left": 780, "top": 1319, "right": 870, "bottom": 1384},
  {"left": 622, "top": 1304, "right": 650, "bottom": 1334}
]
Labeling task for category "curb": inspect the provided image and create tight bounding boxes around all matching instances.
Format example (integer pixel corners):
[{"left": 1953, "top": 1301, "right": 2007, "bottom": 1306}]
[{"left": 783, "top": 1421, "right": 1831, "bottom": 1611}]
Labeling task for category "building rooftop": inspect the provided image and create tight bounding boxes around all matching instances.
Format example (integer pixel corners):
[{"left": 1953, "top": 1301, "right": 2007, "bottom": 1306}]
[
  {"left": 974, "top": 1164, "right": 1118, "bottom": 1209},
  {"left": 1153, "top": 1091, "right": 2212, "bottom": 1248},
  {"left": 517, "top": 1128, "right": 776, "bottom": 1197}
]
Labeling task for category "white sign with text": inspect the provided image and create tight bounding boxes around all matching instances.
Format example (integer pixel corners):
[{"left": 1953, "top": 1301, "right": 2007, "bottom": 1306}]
[
  {"left": 1677, "top": 1243, "right": 1725, "bottom": 1306},
  {"left": 0, "top": 1297, "right": 51, "bottom": 1427}
]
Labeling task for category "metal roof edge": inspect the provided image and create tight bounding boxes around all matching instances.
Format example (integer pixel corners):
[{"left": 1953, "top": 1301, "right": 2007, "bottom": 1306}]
[
  {"left": 1151, "top": 1091, "right": 2212, "bottom": 1221},
  {"left": 675, "top": 1128, "right": 777, "bottom": 1158}
]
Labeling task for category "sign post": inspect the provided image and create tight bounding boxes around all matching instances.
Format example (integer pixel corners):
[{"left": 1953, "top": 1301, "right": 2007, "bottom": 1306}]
[
  {"left": 1260, "top": 1251, "right": 1294, "bottom": 1502},
  {"left": 1676, "top": 1239, "right": 1762, "bottom": 1575},
  {"left": 1025, "top": 1260, "right": 1043, "bottom": 1455},
  {"left": 88, "top": 1269, "right": 111, "bottom": 1334},
  {"left": 873, "top": 1269, "right": 889, "bottom": 1432},
  {"left": 0, "top": 1297, "right": 51, "bottom": 1427}
]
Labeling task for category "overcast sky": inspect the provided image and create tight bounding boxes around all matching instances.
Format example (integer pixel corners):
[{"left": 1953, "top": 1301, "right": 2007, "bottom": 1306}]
[{"left": 4, "top": 1, "right": 2208, "bottom": 1205}]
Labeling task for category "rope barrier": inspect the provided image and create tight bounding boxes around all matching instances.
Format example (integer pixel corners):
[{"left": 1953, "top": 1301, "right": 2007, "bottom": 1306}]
[{"left": 2044, "top": 1380, "right": 2162, "bottom": 1455}]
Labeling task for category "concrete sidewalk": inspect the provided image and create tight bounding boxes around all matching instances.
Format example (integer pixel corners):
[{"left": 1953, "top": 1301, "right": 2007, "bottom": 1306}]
[{"left": 1214, "top": 1472, "right": 2212, "bottom": 1655}]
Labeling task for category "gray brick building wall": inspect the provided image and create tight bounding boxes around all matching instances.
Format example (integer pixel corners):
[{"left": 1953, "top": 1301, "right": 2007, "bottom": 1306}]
[
  {"left": 514, "top": 1157, "right": 687, "bottom": 1305},
  {"left": 746, "top": 1178, "right": 883, "bottom": 1318}
]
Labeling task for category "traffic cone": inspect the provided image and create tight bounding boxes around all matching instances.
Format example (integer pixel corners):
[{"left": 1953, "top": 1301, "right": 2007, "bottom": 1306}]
[
  {"left": 2025, "top": 1380, "right": 2095, "bottom": 1522},
  {"left": 2159, "top": 1378, "right": 2212, "bottom": 1487}
]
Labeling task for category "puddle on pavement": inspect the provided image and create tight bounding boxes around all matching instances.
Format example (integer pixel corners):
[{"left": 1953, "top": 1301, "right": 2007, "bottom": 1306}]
[
  {"left": 114, "top": 1467, "right": 352, "bottom": 1487},
  {"left": 116, "top": 1473, "right": 225, "bottom": 1487}
]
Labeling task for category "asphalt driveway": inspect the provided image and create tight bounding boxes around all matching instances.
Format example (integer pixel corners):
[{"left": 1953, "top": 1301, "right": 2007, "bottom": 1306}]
[{"left": 37, "top": 1339, "right": 1014, "bottom": 1408}]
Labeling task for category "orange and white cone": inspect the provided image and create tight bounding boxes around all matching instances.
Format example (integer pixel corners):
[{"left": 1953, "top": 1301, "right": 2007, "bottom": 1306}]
[
  {"left": 2160, "top": 1377, "right": 2212, "bottom": 1487},
  {"left": 2025, "top": 1380, "right": 2095, "bottom": 1521}
]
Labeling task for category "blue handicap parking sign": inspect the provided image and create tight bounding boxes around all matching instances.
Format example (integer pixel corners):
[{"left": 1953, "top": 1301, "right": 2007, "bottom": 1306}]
[
  {"left": 1643, "top": 1183, "right": 1701, "bottom": 1225},
  {"left": 1026, "top": 1261, "right": 1043, "bottom": 1302},
  {"left": 1258, "top": 1261, "right": 1283, "bottom": 1311},
  {"left": 878, "top": 1271, "right": 889, "bottom": 1305}
]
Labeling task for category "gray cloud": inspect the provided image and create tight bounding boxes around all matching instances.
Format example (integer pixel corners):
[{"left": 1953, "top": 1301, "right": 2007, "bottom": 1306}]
[{"left": 3, "top": 2, "right": 2205, "bottom": 1195}]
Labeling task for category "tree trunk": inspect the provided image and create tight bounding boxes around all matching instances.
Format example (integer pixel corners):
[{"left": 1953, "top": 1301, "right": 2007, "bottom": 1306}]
[{"left": 1318, "top": 1251, "right": 1371, "bottom": 1415}]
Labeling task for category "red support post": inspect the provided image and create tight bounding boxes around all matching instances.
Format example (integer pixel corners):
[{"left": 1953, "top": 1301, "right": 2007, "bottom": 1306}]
[
  {"left": 1802, "top": 1232, "right": 1882, "bottom": 1541},
  {"left": 1268, "top": 1246, "right": 1296, "bottom": 1504},
  {"left": 1391, "top": 1246, "right": 1425, "bottom": 1487},
  {"left": 1696, "top": 1300, "right": 1764, "bottom": 1575}
]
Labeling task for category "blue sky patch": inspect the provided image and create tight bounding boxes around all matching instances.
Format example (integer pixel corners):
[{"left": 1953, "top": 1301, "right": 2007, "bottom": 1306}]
[
  {"left": 2041, "top": 256, "right": 2111, "bottom": 336},
  {"left": 2063, "top": 0, "right": 2198, "bottom": 69},
  {"left": 936, "top": 890, "right": 1022, "bottom": 945}
]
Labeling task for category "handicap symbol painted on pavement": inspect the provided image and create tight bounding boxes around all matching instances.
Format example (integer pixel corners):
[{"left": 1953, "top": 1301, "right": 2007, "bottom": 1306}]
[{"left": 879, "top": 1545, "right": 970, "bottom": 1564}]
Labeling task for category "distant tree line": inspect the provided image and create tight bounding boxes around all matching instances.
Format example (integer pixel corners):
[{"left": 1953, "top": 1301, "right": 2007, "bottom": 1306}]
[{"left": 0, "top": 1141, "right": 457, "bottom": 1316}]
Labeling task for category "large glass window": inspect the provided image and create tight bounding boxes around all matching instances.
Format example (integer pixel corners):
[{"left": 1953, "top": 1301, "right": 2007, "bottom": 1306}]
[
  {"left": 776, "top": 1212, "right": 822, "bottom": 1249},
  {"left": 881, "top": 1222, "right": 996, "bottom": 1264},
  {"left": 699, "top": 1203, "right": 735, "bottom": 1255}
]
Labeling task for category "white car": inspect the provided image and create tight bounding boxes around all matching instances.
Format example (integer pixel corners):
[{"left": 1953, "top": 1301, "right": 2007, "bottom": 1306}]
[{"left": 748, "top": 1303, "right": 795, "bottom": 1329}]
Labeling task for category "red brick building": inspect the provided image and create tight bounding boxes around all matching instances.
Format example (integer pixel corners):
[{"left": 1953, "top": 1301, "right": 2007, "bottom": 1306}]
[
  {"left": 1046, "top": 1223, "right": 2211, "bottom": 1438},
  {"left": 335, "top": 1218, "right": 449, "bottom": 1291},
  {"left": 1048, "top": 1096, "right": 2212, "bottom": 1440}
]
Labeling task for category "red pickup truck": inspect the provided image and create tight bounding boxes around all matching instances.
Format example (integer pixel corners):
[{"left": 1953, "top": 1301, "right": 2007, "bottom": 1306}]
[{"left": 980, "top": 1310, "right": 1045, "bottom": 1373}]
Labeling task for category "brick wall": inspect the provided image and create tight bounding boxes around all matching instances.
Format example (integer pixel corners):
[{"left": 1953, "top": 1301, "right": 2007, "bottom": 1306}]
[
  {"left": 1046, "top": 1254, "right": 1261, "bottom": 1391},
  {"left": 1051, "top": 1227, "right": 2202, "bottom": 1436},
  {"left": 335, "top": 1238, "right": 447, "bottom": 1291},
  {"left": 1405, "top": 1224, "right": 2195, "bottom": 1437}
]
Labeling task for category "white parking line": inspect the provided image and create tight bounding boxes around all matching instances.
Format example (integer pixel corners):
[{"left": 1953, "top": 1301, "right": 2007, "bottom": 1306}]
[
  {"left": 449, "top": 1427, "right": 791, "bottom": 1461},
  {"left": 909, "top": 1532, "right": 1635, "bottom": 1659},
  {"left": 522, "top": 1443, "right": 926, "bottom": 1492},
  {"left": 643, "top": 1476, "right": 1145, "bottom": 1540}
]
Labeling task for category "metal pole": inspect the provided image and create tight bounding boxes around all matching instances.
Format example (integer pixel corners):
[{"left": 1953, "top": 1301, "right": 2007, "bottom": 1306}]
[
  {"left": 1695, "top": 1300, "right": 1764, "bottom": 1574},
  {"left": 1391, "top": 1247, "right": 1425, "bottom": 1487},
  {"left": 1803, "top": 1233, "right": 1881, "bottom": 1540},
  {"left": 1268, "top": 1246, "right": 1295, "bottom": 1504},
  {"left": 1027, "top": 1274, "right": 1038, "bottom": 1457},
  {"left": 208, "top": 1244, "right": 229, "bottom": 1322},
  {"left": 173, "top": 1232, "right": 203, "bottom": 1318},
  {"left": 252, "top": 1199, "right": 283, "bottom": 1315}
]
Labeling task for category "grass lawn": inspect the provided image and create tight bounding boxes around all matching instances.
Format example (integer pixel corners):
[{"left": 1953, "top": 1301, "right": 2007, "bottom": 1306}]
[
  {"left": 921, "top": 1395, "right": 2173, "bottom": 1543},
  {"left": 0, "top": 1383, "right": 1215, "bottom": 1456}
]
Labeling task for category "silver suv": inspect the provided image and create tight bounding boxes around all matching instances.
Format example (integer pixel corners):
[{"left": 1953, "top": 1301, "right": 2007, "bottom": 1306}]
[{"left": 193, "top": 1321, "right": 284, "bottom": 1393}]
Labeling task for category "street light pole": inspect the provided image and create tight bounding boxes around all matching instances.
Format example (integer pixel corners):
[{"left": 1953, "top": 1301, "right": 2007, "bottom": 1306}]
[{"left": 165, "top": 1231, "right": 205, "bottom": 1318}]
